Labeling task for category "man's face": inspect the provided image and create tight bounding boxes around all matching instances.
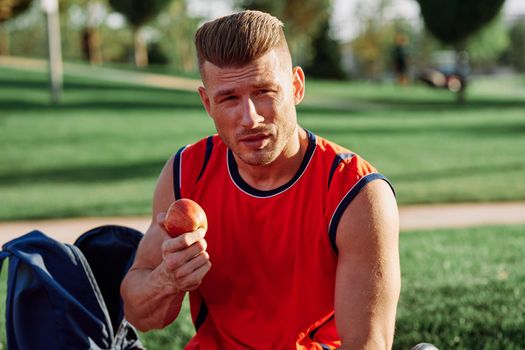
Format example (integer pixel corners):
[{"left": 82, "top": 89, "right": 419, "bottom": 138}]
[{"left": 198, "top": 48, "right": 305, "bottom": 167}]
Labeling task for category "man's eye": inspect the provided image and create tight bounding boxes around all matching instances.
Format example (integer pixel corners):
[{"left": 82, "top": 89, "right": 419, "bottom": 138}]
[{"left": 221, "top": 96, "right": 237, "bottom": 103}]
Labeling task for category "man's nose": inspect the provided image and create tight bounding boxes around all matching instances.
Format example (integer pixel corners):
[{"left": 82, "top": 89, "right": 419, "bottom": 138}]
[{"left": 240, "top": 97, "right": 264, "bottom": 128}]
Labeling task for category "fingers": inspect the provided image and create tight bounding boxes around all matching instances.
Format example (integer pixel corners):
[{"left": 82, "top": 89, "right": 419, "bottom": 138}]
[
  {"left": 162, "top": 228, "right": 205, "bottom": 254},
  {"left": 163, "top": 246, "right": 211, "bottom": 292},
  {"left": 174, "top": 253, "right": 212, "bottom": 291},
  {"left": 175, "top": 251, "right": 210, "bottom": 279},
  {"left": 159, "top": 227, "right": 210, "bottom": 293},
  {"left": 163, "top": 236, "right": 207, "bottom": 270}
]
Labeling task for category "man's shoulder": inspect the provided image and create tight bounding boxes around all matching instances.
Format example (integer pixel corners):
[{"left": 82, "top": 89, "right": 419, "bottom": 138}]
[
  {"left": 309, "top": 132, "right": 379, "bottom": 186},
  {"left": 313, "top": 133, "right": 353, "bottom": 157},
  {"left": 172, "top": 134, "right": 225, "bottom": 197},
  {"left": 176, "top": 134, "right": 223, "bottom": 158}
]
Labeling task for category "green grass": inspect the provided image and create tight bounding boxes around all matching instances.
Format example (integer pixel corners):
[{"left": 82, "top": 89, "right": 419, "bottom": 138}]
[
  {"left": 1, "top": 67, "right": 525, "bottom": 220},
  {"left": 0, "top": 67, "right": 214, "bottom": 220},
  {"left": 2, "top": 225, "right": 524, "bottom": 349},
  {"left": 301, "top": 77, "right": 525, "bottom": 206},
  {"left": 395, "top": 225, "right": 525, "bottom": 349}
]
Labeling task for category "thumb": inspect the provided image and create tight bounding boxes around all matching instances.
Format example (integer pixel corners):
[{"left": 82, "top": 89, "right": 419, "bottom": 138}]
[{"left": 157, "top": 212, "right": 166, "bottom": 225}]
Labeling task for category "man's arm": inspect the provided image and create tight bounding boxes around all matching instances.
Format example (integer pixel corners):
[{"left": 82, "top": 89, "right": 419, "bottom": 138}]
[
  {"left": 334, "top": 179, "right": 400, "bottom": 349},
  {"left": 120, "top": 158, "right": 211, "bottom": 331}
]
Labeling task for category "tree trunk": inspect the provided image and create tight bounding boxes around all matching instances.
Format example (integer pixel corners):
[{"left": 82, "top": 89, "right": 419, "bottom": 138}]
[
  {"left": 0, "top": 24, "right": 9, "bottom": 56},
  {"left": 454, "top": 44, "right": 469, "bottom": 104},
  {"left": 82, "top": 27, "right": 102, "bottom": 64},
  {"left": 133, "top": 26, "right": 148, "bottom": 68},
  {"left": 82, "top": 0, "right": 103, "bottom": 64}
]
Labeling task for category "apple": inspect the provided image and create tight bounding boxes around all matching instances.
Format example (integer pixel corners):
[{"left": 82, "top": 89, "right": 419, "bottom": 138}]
[{"left": 163, "top": 198, "right": 208, "bottom": 237}]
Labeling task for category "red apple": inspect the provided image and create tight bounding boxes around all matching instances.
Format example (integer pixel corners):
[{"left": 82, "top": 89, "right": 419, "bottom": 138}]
[{"left": 163, "top": 198, "right": 208, "bottom": 237}]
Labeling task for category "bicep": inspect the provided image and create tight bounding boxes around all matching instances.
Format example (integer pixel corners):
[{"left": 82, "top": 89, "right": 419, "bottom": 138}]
[
  {"left": 131, "top": 157, "right": 176, "bottom": 270},
  {"left": 334, "top": 179, "right": 400, "bottom": 348}
]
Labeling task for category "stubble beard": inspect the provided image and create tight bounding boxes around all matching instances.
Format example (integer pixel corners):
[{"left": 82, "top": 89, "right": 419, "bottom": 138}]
[
  {"left": 232, "top": 121, "right": 297, "bottom": 167},
  {"left": 232, "top": 128, "right": 278, "bottom": 167}
]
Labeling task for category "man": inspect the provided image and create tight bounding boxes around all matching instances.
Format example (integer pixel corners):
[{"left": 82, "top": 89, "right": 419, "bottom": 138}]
[{"left": 121, "top": 10, "right": 400, "bottom": 350}]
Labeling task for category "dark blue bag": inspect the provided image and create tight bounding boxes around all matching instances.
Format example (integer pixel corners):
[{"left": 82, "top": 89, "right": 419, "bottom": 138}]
[{"left": 0, "top": 225, "right": 145, "bottom": 350}]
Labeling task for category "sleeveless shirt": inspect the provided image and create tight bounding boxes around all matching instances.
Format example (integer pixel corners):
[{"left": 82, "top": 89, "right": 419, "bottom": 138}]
[{"left": 172, "top": 130, "right": 391, "bottom": 349}]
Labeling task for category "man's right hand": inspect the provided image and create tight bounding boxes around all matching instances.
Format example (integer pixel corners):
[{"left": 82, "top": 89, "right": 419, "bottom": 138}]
[{"left": 157, "top": 213, "right": 211, "bottom": 293}]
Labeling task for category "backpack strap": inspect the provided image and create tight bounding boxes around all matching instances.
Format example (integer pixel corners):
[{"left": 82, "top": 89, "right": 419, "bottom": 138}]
[
  {"left": 74, "top": 225, "right": 143, "bottom": 334},
  {"left": 0, "top": 250, "right": 8, "bottom": 273}
]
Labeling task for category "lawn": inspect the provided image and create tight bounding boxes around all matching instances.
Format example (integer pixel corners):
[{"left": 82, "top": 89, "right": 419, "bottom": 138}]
[
  {"left": 2, "top": 225, "right": 524, "bottom": 349},
  {"left": 395, "top": 225, "right": 525, "bottom": 349},
  {"left": 1, "top": 66, "right": 525, "bottom": 220}
]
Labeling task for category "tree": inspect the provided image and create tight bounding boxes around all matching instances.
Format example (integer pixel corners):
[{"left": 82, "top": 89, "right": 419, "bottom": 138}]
[
  {"left": 348, "top": 0, "right": 409, "bottom": 81},
  {"left": 152, "top": 0, "right": 200, "bottom": 71},
  {"left": 57, "top": 0, "right": 105, "bottom": 64},
  {"left": 508, "top": 19, "right": 525, "bottom": 72},
  {"left": 304, "top": 18, "right": 345, "bottom": 79},
  {"left": 108, "top": 0, "right": 172, "bottom": 67},
  {"left": 238, "top": 0, "right": 331, "bottom": 65},
  {"left": 81, "top": 0, "right": 104, "bottom": 64},
  {"left": 350, "top": 19, "right": 390, "bottom": 80},
  {"left": 0, "top": 0, "right": 32, "bottom": 23},
  {"left": 0, "top": 0, "right": 33, "bottom": 54},
  {"left": 466, "top": 15, "right": 509, "bottom": 72},
  {"left": 417, "top": 0, "right": 505, "bottom": 46},
  {"left": 416, "top": 0, "right": 505, "bottom": 101}
]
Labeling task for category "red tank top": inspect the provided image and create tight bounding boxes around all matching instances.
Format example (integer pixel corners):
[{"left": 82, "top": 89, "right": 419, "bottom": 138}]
[{"left": 173, "top": 130, "right": 389, "bottom": 349}]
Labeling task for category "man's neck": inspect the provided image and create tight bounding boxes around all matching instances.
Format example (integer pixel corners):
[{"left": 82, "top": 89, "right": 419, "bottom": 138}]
[{"left": 234, "top": 128, "right": 308, "bottom": 191}]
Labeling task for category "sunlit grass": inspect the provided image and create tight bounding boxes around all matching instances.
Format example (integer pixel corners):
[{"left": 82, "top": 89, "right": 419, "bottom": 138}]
[
  {"left": 1, "top": 67, "right": 524, "bottom": 220},
  {"left": 2, "top": 225, "right": 524, "bottom": 349}
]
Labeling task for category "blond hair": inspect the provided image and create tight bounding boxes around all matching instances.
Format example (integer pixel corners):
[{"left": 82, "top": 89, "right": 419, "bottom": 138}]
[{"left": 195, "top": 10, "right": 289, "bottom": 72}]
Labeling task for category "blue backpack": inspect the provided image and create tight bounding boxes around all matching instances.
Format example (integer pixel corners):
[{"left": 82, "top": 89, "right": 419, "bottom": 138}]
[{"left": 0, "top": 225, "right": 145, "bottom": 350}]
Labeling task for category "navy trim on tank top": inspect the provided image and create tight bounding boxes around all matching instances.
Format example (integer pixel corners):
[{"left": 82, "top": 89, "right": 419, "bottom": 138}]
[
  {"left": 194, "top": 300, "right": 208, "bottom": 331},
  {"left": 308, "top": 313, "right": 335, "bottom": 341},
  {"left": 227, "top": 129, "right": 317, "bottom": 198},
  {"left": 327, "top": 153, "right": 355, "bottom": 189},
  {"left": 172, "top": 146, "right": 186, "bottom": 200},
  {"left": 196, "top": 136, "right": 214, "bottom": 182},
  {"left": 328, "top": 173, "right": 394, "bottom": 254}
]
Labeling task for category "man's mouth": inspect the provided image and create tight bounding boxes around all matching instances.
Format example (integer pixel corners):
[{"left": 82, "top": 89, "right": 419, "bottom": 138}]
[{"left": 239, "top": 133, "right": 271, "bottom": 149}]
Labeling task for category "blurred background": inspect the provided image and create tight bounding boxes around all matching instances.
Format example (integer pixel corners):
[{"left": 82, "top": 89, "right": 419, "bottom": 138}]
[
  {"left": 1, "top": 0, "right": 524, "bottom": 349},
  {"left": 2, "top": 0, "right": 524, "bottom": 81}
]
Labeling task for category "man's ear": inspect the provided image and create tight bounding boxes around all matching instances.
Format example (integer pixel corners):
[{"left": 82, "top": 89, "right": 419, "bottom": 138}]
[
  {"left": 198, "top": 86, "right": 211, "bottom": 115},
  {"left": 292, "top": 66, "right": 305, "bottom": 105}
]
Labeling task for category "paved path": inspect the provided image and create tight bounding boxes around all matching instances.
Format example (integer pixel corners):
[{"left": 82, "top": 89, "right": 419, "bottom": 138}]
[{"left": 1, "top": 202, "right": 524, "bottom": 246}]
